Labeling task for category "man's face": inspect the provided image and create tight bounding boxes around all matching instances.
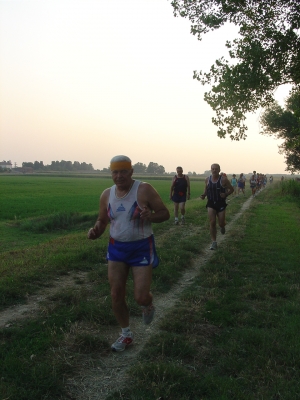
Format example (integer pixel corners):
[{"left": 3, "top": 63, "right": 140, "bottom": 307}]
[
  {"left": 211, "top": 164, "right": 220, "bottom": 175},
  {"left": 111, "top": 169, "right": 133, "bottom": 186},
  {"left": 177, "top": 168, "right": 183, "bottom": 175}
]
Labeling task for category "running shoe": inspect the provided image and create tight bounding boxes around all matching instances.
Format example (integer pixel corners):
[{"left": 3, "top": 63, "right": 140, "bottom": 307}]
[
  {"left": 111, "top": 332, "right": 134, "bottom": 352},
  {"left": 209, "top": 241, "right": 217, "bottom": 250},
  {"left": 142, "top": 303, "right": 155, "bottom": 325},
  {"left": 181, "top": 216, "right": 185, "bottom": 225},
  {"left": 175, "top": 219, "right": 179, "bottom": 225},
  {"left": 220, "top": 227, "right": 225, "bottom": 234}
]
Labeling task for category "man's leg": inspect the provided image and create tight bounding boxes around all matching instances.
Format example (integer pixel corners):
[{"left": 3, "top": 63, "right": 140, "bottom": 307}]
[
  {"left": 207, "top": 207, "right": 217, "bottom": 242},
  {"left": 132, "top": 265, "right": 155, "bottom": 324},
  {"left": 108, "top": 261, "right": 135, "bottom": 352},
  {"left": 217, "top": 209, "right": 226, "bottom": 232},
  {"left": 174, "top": 202, "right": 179, "bottom": 224},
  {"left": 108, "top": 261, "right": 130, "bottom": 328},
  {"left": 179, "top": 202, "right": 186, "bottom": 216},
  {"left": 179, "top": 202, "right": 186, "bottom": 224},
  {"left": 132, "top": 264, "right": 153, "bottom": 306}
]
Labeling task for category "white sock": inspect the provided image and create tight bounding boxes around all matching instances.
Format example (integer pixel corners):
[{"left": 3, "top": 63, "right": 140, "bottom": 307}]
[{"left": 121, "top": 327, "right": 131, "bottom": 336}]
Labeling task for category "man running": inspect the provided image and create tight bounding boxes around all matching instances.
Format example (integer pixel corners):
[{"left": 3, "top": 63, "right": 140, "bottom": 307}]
[
  {"left": 88, "top": 155, "right": 170, "bottom": 351},
  {"left": 200, "top": 163, "right": 234, "bottom": 250},
  {"left": 237, "top": 173, "right": 246, "bottom": 195},
  {"left": 250, "top": 174, "right": 257, "bottom": 196},
  {"left": 170, "top": 166, "right": 190, "bottom": 225},
  {"left": 231, "top": 174, "right": 237, "bottom": 196}
]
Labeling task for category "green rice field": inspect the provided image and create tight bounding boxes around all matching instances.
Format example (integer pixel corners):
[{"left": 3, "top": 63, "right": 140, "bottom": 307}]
[
  {"left": 0, "top": 174, "right": 203, "bottom": 221},
  {"left": 0, "top": 173, "right": 205, "bottom": 260}
]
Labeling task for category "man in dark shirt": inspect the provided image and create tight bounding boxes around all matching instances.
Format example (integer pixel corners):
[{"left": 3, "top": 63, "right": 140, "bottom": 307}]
[
  {"left": 201, "top": 163, "right": 234, "bottom": 250},
  {"left": 170, "top": 166, "right": 190, "bottom": 225}
]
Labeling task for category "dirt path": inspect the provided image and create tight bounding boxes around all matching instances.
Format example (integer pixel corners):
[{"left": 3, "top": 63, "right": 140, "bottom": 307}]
[{"left": 0, "top": 193, "right": 257, "bottom": 399}]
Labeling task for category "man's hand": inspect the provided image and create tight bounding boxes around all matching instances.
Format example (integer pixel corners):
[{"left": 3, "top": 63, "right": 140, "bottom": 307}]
[
  {"left": 140, "top": 206, "right": 152, "bottom": 220},
  {"left": 87, "top": 228, "right": 98, "bottom": 240}
]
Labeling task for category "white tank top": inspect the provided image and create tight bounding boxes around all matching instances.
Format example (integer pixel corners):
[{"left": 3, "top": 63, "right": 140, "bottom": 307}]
[{"left": 107, "top": 180, "right": 153, "bottom": 242}]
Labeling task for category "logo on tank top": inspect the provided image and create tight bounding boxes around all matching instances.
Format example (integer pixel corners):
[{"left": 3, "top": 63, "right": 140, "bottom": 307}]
[{"left": 116, "top": 203, "right": 126, "bottom": 212}]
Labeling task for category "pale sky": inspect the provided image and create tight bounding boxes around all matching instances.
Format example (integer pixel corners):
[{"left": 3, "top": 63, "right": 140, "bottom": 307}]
[{"left": 0, "top": 0, "right": 291, "bottom": 174}]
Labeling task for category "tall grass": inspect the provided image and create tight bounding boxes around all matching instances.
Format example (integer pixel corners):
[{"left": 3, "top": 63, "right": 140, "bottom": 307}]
[{"left": 280, "top": 178, "right": 300, "bottom": 197}]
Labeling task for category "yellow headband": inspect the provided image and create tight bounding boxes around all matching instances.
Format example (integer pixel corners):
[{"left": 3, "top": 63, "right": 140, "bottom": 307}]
[{"left": 110, "top": 161, "right": 132, "bottom": 171}]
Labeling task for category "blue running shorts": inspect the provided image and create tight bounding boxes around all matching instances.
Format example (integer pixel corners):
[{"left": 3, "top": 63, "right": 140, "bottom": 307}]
[
  {"left": 107, "top": 234, "right": 159, "bottom": 268},
  {"left": 171, "top": 193, "right": 187, "bottom": 203}
]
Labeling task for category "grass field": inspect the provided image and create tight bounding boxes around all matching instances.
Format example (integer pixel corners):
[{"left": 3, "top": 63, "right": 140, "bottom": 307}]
[
  {"left": 0, "top": 175, "right": 204, "bottom": 252},
  {"left": 1, "top": 175, "right": 299, "bottom": 399},
  {"left": 0, "top": 174, "right": 203, "bottom": 220}
]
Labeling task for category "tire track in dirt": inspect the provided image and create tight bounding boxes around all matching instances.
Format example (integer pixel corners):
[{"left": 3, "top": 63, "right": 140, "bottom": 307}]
[{"left": 0, "top": 273, "right": 89, "bottom": 329}]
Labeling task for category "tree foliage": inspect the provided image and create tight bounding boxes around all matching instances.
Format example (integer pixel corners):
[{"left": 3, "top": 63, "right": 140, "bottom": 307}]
[
  {"left": 132, "top": 162, "right": 147, "bottom": 173},
  {"left": 260, "top": 89, "right": 300, "bottom": 173},
  {"left": 171, "top": 0, "right": 300, "bottom": 140},
  {"left": 22, "top": 160, "right": 94, "bottom": 171},
  {"left": 146, "top": 162, "right": 165, "bottom": 174}
]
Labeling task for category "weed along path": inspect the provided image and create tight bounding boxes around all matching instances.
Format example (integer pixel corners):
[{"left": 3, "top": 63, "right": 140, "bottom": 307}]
[{"left": 0, "top": 191, "right": 260, "bottom": 399}]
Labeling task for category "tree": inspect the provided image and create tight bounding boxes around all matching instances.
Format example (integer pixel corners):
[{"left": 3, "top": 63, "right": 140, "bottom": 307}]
[
  {"left": 146, "top": 162, "right": 165, "bottom": 174},
  {"left": 132, "top": 162, "right": 147, "bottom": 173},
  {"left": 171, "top": 0, "right": 300, "bottom": 140},
  {"left": 22, "top": 162, "right": 34, "bottom": 168},
  {"left": 156, "top": 165, "right": 166, "bottom": 175},
  {"left": 260, "top": 89, "right": 300, "bottom": 173},
  {"left": 146, "top": 162, "right": 158, "bottom": 174},
  {"left": 73, "top": 161, "right": 81, "bottom": 170}
]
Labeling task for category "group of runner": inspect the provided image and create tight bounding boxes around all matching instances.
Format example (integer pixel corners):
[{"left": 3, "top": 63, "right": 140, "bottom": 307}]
[
  {"left": 87, "top": 156, "right": 269, "bottom": 352},
  {"left": 170, "top": 167, "right": 271, "bottom": 251},
  {"left": 229, "top": 171, "right": 269, "bottom": 197}
]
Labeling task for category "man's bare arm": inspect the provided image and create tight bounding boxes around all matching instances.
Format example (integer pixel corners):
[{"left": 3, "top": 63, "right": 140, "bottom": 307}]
[
  {"left": 221, "top": 177, "right": 234, "bottom": 198},
  {"left": 186, "top": 176, "right": 191, "bottom": 199},
  {"left": 200, "top": 178, "right": 208, "bottom": 200},
  {"left": 139, "top": 183, "right": 170, "bottom": 223},
  {"left": 170, "top": 177, "right": 176, "bottom": 198},
  {"left": 87, "top": 189, "right": 110, "bottom": 240}
]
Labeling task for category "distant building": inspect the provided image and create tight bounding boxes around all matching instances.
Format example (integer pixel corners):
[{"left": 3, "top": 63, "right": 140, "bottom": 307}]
[{"left": 0, "top": 160, "right": 12, "bottom": 170}]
